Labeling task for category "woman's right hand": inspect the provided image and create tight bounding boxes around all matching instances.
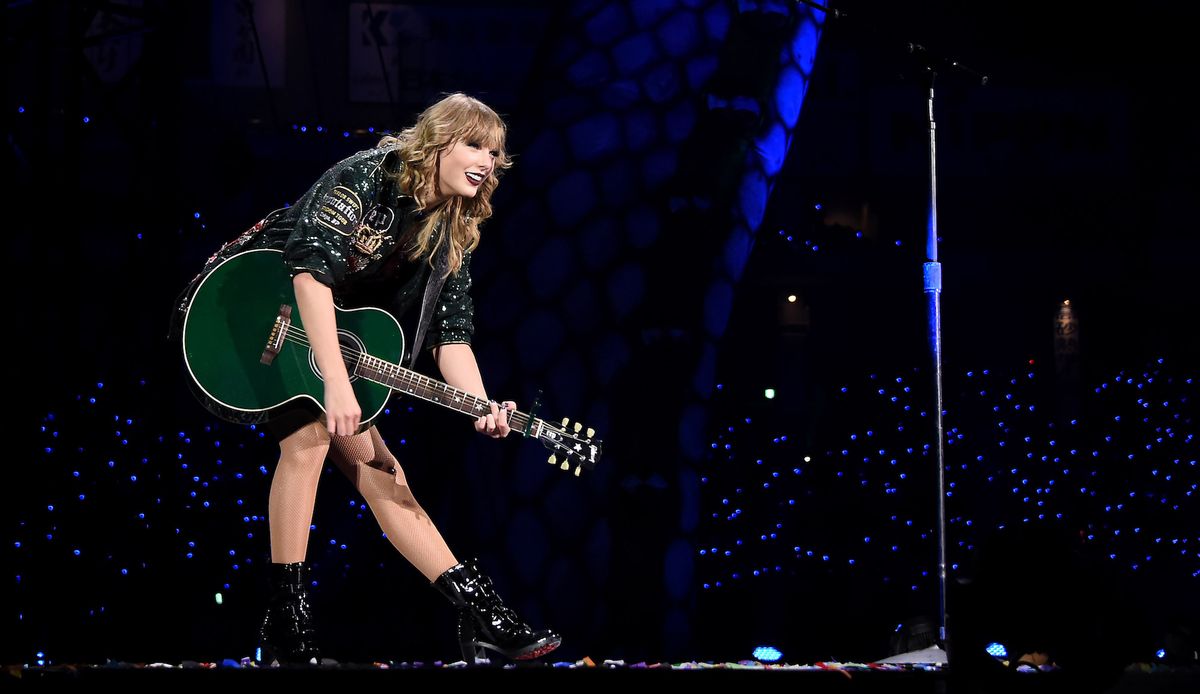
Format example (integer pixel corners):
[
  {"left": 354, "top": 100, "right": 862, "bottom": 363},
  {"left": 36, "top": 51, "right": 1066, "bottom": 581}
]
[{"left": 324, "top": 376, "right": 362, "bottom": 436}]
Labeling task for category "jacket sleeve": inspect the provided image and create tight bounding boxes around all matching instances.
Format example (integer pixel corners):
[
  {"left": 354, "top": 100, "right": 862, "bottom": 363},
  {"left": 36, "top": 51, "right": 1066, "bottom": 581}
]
[
  {"left": 425, "top": 251, "right": 476, "bottom": 348},
  {"left": 282, "top": 152, "right": 385, "bottom": 287}
]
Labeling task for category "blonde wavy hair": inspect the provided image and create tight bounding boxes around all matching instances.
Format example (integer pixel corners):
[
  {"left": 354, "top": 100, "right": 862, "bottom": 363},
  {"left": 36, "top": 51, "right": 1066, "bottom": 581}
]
[{"left": 377, "top": 93, "right": 511, "bottom": 275}]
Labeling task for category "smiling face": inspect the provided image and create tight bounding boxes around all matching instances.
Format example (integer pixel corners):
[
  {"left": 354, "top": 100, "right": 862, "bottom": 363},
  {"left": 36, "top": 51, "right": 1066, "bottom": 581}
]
[
  {"left": 435, "top": 139, "right": 498, "bottom": 203},
  {"left": 397, "top": 93, "right": 510, "bottom": 210}
]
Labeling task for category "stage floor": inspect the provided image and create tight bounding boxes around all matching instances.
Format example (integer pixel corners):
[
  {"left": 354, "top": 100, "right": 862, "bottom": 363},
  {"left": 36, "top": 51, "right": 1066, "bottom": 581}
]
[{"left": 6, "top": 660, "right": 1198, "bottom": 694}]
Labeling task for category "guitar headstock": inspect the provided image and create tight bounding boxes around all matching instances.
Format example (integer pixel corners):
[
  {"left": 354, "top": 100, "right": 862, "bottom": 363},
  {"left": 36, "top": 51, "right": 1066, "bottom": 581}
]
[{"left": 539, "top": 417, "right": 602, "bottom": 477}]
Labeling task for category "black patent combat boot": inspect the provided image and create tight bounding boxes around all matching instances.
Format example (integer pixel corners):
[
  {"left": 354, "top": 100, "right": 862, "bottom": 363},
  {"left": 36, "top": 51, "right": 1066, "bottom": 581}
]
[
  {"left": 432, "top": 558, "right": 561, "bottom": 664},
  {"left": 257, "top": 561, "right": 321, "bottom": 666}
]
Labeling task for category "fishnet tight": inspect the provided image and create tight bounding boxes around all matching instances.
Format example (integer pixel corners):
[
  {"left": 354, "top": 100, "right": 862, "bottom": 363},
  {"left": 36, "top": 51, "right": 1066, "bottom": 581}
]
[{"left": 268, "top": 420, "right": 459, "bottom": 582}]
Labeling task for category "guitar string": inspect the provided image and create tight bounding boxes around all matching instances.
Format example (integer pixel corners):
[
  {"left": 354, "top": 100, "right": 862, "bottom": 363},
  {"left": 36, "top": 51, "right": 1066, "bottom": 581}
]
[
  {"left": 275, "top": 327, "right": 596, "bottom": 463},
  {"left": 275, "top": 327, "right": 560, "bottom": 435}
]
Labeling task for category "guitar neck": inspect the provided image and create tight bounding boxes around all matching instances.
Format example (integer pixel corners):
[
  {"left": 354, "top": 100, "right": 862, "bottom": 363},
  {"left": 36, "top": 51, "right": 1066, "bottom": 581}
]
[{"left": 353, "top": 353, "right": 544, "bottom": 436}]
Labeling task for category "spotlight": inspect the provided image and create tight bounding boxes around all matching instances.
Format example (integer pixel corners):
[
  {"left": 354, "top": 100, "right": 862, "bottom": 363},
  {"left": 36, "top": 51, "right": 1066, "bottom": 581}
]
[{"left": 753, "top": 646, "right": 782, "bottom": 662}]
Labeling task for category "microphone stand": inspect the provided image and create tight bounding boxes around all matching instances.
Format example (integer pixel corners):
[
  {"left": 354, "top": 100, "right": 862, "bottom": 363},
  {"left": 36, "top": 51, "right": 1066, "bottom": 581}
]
[
  {"left": 789, "top": 1, "right": 989, "bottom": 667},
  {"left": 885, "top": 41, "right": 988, "bottom": 667}
]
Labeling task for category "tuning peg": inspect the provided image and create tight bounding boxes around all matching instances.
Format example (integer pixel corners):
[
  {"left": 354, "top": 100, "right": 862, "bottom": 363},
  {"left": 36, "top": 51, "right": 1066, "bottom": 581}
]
[
  {"left": 548, "top": 454, "right": 557, "bottom": 465},
  {"left": 561, "top": 417, "right": 570, "bottom": 427},
  {"left": 587, "top": 427, "right": 595, "bottom": 438},
  {"left": 573, "top": 422, "right": 582, "bottom": 433},
  {"left": 574, "top": 466, "right": 582, "bottom": 477},
  {"left": 560, "top": 461, "right": 570, "bottom": 471}
]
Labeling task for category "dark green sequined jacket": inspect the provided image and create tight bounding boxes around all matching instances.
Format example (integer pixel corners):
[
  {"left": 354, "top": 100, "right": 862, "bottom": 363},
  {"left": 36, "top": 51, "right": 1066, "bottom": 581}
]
[{"left": 172, "top": 146, "right": 474, "bottom": 352}]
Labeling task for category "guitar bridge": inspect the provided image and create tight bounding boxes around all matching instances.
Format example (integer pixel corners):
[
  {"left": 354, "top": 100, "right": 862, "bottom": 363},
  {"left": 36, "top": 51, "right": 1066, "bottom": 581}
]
[{"left": 260, "top": 304, "right": 292, "bottom": 365}]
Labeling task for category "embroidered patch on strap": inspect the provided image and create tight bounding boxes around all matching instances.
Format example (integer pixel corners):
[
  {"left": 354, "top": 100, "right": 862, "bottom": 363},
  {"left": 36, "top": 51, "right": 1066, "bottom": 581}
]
[{"left": 314, "top": 185, "right": 362, "bottom": 237}]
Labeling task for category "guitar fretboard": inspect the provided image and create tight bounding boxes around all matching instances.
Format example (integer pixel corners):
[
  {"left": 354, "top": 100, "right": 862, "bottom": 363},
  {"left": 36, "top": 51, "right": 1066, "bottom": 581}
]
[
  {"left": 277, "top": 319, "right": 597, "bottom": 473},
  {"left": 353, "top": 352, "right": 539, "bottom": 435}
]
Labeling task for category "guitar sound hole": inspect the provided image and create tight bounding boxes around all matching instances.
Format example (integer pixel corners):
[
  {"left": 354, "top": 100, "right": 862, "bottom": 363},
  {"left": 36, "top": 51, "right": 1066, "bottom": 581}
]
[{"left": 308, "top": 329, "right": 366, "bottom": 383}]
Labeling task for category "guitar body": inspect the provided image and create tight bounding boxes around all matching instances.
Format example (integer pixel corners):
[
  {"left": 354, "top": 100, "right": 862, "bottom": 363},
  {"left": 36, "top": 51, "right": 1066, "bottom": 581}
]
[
  {"left": 181, "top": 249, "right": 404, "bottom": 431},
  {"left": 180, "top": 249, "right": 602, "bottom": 474}
]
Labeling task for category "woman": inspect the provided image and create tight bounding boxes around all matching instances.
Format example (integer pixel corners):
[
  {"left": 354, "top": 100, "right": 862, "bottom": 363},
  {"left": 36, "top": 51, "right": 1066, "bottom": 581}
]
[{"left": 176, "top": 93, "right": 560, "bottom": 665}]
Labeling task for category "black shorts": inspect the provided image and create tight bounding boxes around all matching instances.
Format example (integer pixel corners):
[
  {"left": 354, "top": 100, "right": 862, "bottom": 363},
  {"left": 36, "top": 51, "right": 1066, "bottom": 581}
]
[{"left": 263, "top": 404, "right": 325, "bottom": 442}]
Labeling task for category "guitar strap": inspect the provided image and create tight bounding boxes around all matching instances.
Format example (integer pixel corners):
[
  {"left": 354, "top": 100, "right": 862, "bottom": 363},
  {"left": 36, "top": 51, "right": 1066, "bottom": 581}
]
[{"left": 407, "top": 231, "right": 451, "bottom": 369}]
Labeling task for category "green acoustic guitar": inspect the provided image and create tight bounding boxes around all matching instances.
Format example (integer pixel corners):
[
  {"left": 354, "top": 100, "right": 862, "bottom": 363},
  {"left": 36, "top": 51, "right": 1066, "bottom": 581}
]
[{"left": 181, "top": 248, "right": 601, "bottom": 476}]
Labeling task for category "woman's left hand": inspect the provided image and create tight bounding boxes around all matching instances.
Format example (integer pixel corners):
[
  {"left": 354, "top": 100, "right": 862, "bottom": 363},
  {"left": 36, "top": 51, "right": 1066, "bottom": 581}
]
[{"left": 475, "top": 400, "right": 515, "bottom": 438}]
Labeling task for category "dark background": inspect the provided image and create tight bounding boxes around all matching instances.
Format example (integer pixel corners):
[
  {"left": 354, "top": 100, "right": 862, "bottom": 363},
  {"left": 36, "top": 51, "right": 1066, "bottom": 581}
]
[{"left": 5, "top": 0, "right": 1196, "bottom": 671}]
